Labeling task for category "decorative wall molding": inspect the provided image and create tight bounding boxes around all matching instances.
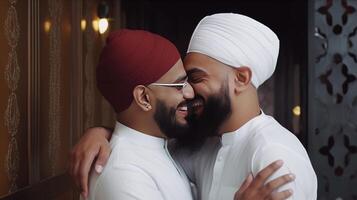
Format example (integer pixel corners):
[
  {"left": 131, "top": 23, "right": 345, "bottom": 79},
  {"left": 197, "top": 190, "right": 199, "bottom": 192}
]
[
  {"left": 1, "top": 0, "right": 112, "bottom": 198},
  {"left": 4, "top": 0, "right": 21, "bottom": 193}
]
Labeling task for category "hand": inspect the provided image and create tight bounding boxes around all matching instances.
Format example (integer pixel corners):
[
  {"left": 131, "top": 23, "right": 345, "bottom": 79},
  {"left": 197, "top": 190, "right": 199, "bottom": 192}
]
[
  {"left": 68, "top": 127, "right": 112, "bottom": 198},
  {"left": 234, "top": 160, "right": 294, "bottom": 200}
]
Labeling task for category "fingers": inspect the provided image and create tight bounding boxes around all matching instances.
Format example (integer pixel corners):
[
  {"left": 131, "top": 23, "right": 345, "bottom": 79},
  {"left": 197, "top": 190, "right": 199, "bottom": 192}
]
[
  {"left": 251, "top": 160, "right": 284, "bottom": 189},
  {"left": 77, "top": 144, "right": 111, "bottom": 198},
  {"left": 78, "top": 150, "right": 98, "bottom": 198},
  {"left": 267, "top": 189, "right": 293, "bottom": 200},
  {"left": 81, "top": 191, "right": 88, "bottom": 200},
  {"left": 68, "top": 150, "right": 81, "bottom": 193},
  {"left": 94, "top": 146, "right": 111, "bottom": 173},
  {"left": 68, "top": 149, "right": 75, "bottom": 178},
  {"left": 237, "top": 174, "right": 253, "bottom": 194},
  {"left": 68, "top": 127, "right": 113, "bottom": 198},
  {"left": 233, "top": 160, "right": 294, "bottom": 200},
  {"left": 71, "top": 150, "right": 82, "bottom": 190},
  {"left": 234, "top": 174, "right": 253, "bottom": 200},
  {"left": 264, "top": 173, "right": 295, "bottom": 194}
]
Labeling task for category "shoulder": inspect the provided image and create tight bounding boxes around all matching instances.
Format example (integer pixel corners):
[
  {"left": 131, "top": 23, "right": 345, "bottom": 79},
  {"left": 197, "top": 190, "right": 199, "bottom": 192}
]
[
  {"left": 245, "top": 116, "right": 313, "bottom": 169},
  {"left": 93, "top": 140, "right": 158, "bottom": 188},
  {"left": 100, "top": 163, "right": 153, "bottom": 182},
  {"left": 95, "top": 164, "right": 159, "bottom": 195},
  {"left": 247, "top": 115, "right": 303, "bottom": 153},
  {"left": 250, "top": 141, "right": 316, "bottom": 183},
  {"left": 109, "top": 138, "right": 157, "bottom": 167},
  {"left": 92, "top": 163, "right": 165, "bottom": 200}
]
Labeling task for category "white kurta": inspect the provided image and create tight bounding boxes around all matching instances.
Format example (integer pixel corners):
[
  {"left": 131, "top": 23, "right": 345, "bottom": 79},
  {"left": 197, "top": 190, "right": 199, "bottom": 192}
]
[
  {"left": 87, "top": 122, "right": 193, "bottom": 200},
  {"left": 173, "top": 112, "right": 317, "bottom": 200}
]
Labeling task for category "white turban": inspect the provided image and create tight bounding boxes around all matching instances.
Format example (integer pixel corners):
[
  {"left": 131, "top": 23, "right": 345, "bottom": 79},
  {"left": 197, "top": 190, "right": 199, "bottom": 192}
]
[{"left": 187, "top": 13, "right": 279, "bottom": 88}]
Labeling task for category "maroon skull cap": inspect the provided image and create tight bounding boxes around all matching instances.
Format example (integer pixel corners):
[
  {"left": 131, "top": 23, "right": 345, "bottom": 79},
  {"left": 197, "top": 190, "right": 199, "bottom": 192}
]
[{"left": 97, "top": 29, "right": 180, "bottom": 113}]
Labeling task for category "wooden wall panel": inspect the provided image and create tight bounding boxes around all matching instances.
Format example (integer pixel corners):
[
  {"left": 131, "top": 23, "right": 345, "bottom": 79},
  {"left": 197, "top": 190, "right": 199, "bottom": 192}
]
[
  {"left": 0, "top": 1, "right": 12, "bottom": 196},
  {"left": 0, "top": 0, "right": 29, "bottom": 196},
  {"left": 0, "top": 0, "right": 117, "bottom": 199},
  {"left": 38, "top": 0, "right": 71, "bottom": 178}
]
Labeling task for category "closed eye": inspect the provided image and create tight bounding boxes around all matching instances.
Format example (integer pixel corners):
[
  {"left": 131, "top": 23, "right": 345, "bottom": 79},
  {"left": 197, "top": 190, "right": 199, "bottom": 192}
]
[
  {"left": 187, "top": 68, "right": 207, "bottom": 84},
  {"left": 188, "top": 75, "right": 204, "bottom": 84}
]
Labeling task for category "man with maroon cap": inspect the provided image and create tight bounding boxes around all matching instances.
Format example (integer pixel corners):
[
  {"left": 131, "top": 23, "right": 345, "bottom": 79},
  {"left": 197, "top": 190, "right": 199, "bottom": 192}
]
[{"left": 85, "top": 29, "right": 195, "bottom": 200}]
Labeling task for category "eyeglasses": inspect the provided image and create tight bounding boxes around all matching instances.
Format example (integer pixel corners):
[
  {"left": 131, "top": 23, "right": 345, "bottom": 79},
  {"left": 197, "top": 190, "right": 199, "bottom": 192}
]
[{"left": 150, "top": 80, "right": 188, "bottom": 91}]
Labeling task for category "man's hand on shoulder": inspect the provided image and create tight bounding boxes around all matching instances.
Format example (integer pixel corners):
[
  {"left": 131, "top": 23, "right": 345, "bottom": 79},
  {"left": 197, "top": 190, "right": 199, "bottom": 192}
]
[
  {"left": 68, "top": 126, "right": 112, "bottom": 198},
  {"left": 234, "top": 160, "right": 294, "bottom": 200}
]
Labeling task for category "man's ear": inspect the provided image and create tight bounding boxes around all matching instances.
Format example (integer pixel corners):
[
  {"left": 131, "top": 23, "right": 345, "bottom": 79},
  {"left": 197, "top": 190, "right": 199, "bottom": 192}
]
[
  {"left": 132, "top": 85, "right": 152, "bottom": 111},
  {"left": 233, "top": 66, "right": 252, "bottom": 93}
]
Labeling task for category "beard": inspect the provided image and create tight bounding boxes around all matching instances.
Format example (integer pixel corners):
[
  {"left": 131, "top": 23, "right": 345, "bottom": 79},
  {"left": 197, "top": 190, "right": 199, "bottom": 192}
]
[
  {"left": 175, "top": 81, "right": 232, "bottom": 150},
  {"left": 153, "top": 99, "right": 191, "bottom": 140}
]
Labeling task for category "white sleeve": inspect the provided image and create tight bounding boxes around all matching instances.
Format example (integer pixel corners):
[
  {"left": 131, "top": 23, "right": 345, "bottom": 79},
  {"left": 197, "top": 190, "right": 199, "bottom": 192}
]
[
  {"left": 94, "top": 165, "right": 165, "bottom": 200},
  {"left": 251, "top": 143, "right": 317, "bottom": 200}
]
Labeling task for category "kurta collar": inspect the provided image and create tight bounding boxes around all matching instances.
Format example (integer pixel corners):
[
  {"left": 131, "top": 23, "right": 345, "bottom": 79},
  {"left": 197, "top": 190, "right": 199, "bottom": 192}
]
[
  {"left": 113, "top": 121, "right": 166, "bottom": 149},
  {"left": 221, "top": 110, "right": 266, "bottom": 146}
]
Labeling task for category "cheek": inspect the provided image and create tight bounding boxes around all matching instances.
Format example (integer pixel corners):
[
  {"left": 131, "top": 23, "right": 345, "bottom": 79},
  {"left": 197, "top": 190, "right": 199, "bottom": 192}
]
[
  {"left": 192, "top": 83, "right": 216, "bottom": 99},
  {"left": 191, "top": 83, "right": 205, "bottom": 96},
  {"left": 192, "top": 82, "right": 220, "bottom": 99},
  {"left": 160, "top": 92, "right": 183, "bottom": 107}
]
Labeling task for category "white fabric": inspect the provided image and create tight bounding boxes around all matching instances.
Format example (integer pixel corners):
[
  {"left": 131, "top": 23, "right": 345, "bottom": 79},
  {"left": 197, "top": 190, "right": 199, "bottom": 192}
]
[
  {"left": 86, "top": 122, "right": 193, "bottom": 200},
  {"left": 173, "top": 112, "right": 317, "bottom": 200},
  {"left": 187, "top": 13, "right": 280, "bottom": 88}
]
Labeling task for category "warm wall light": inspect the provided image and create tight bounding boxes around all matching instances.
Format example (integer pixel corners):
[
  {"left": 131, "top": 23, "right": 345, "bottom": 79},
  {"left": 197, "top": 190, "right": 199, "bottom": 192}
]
[
  {"left": 81, "top": 19, "right": 87, "bottom": 31},
  {"left": 98, "top": 18, "right": 109, "bottom": 34},
  {"left": 96, "top": 1, "right": 110, "bottom": 34},
  {"left": 292, "top": 105, "right": 301, "bottom": 116},
  {"left": 44, "top": 20, "right": 51, "bottom": 33},
  {"left": 92, "top": 19, "right": 99, "bottom": 32}
]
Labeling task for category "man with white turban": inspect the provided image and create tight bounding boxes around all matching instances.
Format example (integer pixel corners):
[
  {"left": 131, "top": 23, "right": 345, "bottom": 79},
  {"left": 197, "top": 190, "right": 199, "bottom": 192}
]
[
  {"left": 69, "top": 13, "right": 317, "bottom": 200},
  {"left": 174, "top": 13, "right": 318, "bottom": 200}
]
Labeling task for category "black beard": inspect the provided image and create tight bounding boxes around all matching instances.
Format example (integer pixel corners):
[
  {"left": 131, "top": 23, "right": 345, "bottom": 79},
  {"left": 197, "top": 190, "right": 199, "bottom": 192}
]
[
  {"left": 153, "top": 100, "right": 191, "bottom": 140},
  {"left": 176, "top": 82, "right": 232, "bottom": 150}
]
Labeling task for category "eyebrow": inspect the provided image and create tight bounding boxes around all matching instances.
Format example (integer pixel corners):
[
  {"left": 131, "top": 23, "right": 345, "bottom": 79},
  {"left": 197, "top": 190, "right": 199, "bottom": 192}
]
[
  {"left": 174, "top": 74, "right": 187, "bottom": 83},
  {"left": 186, "top": 68, "right": 207, "bottom": 76}
]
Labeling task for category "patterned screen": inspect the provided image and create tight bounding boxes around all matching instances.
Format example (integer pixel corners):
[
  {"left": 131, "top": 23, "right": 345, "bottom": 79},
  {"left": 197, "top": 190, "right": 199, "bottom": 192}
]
[{"left": 309, "top": 0, "right": 357, "bottom": 199}]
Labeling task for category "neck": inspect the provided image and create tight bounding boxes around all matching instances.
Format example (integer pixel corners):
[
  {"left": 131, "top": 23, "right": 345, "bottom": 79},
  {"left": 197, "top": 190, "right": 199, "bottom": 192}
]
[
  {"left": 116, "top": 105, "right": 166, "bottom": 139},
  {"left": 218, "top": 87, "right": 260, "bottom": 135}
]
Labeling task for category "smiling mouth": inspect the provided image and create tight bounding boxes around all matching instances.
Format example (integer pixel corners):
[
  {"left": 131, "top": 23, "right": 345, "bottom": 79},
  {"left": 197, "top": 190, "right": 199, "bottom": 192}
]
[
  {"left": 176, "top": 101, "right": 189, "bottom": 118},
  {"left": 177, "top": 105, "right": 188, "bottom": 112},
  {"left": 188, "top": 97, "right": 204, "bottom": 115}
]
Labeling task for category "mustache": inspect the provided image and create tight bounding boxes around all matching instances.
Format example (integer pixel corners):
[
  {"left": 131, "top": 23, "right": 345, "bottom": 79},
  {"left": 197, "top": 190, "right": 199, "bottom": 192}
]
[{"left": 177, "top": 100, "right": 188, "bottom": 109}]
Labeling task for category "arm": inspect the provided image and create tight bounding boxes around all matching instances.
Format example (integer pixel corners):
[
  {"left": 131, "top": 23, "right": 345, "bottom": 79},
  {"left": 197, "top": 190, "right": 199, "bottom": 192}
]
[
  {"left": 94, "top": 165, "right": 164, "bottom": 200},
  {"left": 69, "top": 126, "right": 113, "bottom": 198},
  {"left": 234, "top": 160, "right": 294, "bottom": 200},
  {"left": 251, "top": 144, "right": 318, "bottom": 200}
]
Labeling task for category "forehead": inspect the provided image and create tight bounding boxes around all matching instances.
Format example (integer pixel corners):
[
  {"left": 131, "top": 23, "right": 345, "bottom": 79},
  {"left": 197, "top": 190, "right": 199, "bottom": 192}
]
[{"left": 183, "top": 52, "right": 229, "bottom": 74}]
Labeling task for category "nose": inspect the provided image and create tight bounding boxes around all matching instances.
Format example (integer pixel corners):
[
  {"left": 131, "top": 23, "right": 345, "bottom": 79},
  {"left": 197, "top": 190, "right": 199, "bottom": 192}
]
[{"left": 183, "top": 83, "right": 194, "bottom": 100}]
